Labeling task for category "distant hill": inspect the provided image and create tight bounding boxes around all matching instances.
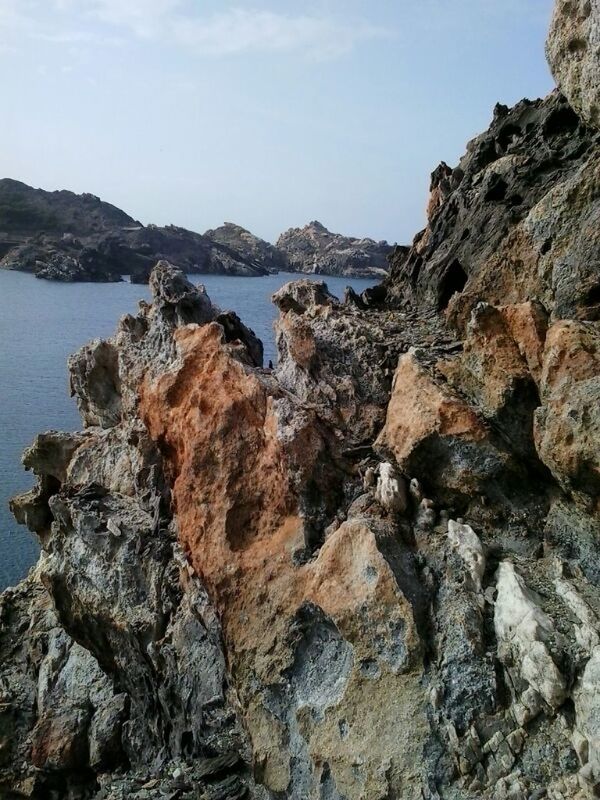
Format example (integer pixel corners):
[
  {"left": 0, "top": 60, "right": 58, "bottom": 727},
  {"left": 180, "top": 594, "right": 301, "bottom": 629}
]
[
  {"left": 0, "top": 178, "right": 138, "bottom": 237},
  {"left": 0, "top": 180, "right": 395, "bottom": 282}
]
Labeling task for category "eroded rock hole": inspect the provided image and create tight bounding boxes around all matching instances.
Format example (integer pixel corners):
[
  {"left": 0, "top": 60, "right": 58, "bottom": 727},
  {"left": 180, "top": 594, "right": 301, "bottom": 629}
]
[
  {"left": 584, "top": 284, "right": 600, "bottom": 307},
  {"left": 543, "top": 106, "right": 580, "bottom": 139},
  {"left": 567, "top": 37, "right": 588, "bottom": 53},
  {"left": 485, "top": 176, "right": 508, "bottom": 202},
  {"left": 438, "top": 260, "right": 468, "bottom": 310},
  {"left": 497, "top": 124, "right": 521, "bottom": 151}
]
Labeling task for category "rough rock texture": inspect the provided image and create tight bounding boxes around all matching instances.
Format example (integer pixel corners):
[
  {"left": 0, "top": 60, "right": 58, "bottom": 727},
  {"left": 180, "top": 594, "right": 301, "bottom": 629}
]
[
  {"left": 3, "top": 2, "right": 600, "bottom": 798},
  {"left": 277, "top": 220, "right": 394, "bottom": 277},
  {"left": 386, "top": 91, "right": 600, "bottom": 326},
  {"left": 547, "top": 0, "right": 600, "bottom": 130}
]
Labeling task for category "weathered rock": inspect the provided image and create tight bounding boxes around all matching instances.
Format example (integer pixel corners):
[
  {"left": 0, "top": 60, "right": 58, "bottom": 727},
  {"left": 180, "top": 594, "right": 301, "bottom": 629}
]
[
  {"left": 277, "top": 220, "right": 393, "bottom": 277},
  {"left": 494, "top": 562, "right": 567, "bottom": 711},
  {"left": 3, "top": 1, "right": 600, "bottom": 797},
  {"left": 447, "top": 520, "right": 486, "bottom": 594},
  {"left": 534, "top": 320, "right": 600, "bottom": 504},
  {"left": 547, "top": 0, "right": 600, "bottom": 130},
  {"left": 205, "top": 222, "right": 287, "bottom": 273},
  {"left": 386, "top": 91, "right": 600, "bottom": 325},
  {"left": 375, "top": 349, "right": 512, "bottom": 503},
  {"left": 0, "top": 565, "right": 119, "bottom": 797},
  {"left": 438, "top": 301, "right": 547, "bottom": 463}
]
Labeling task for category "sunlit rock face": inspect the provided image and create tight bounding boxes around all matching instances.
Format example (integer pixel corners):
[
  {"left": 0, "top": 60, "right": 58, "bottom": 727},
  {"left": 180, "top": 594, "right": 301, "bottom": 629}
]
[
  {"left": 2, "top": 1, "right": 600, "bottom": 798},
  {"left": 547, "top": 0, "right": 600, "bottom": 131}
]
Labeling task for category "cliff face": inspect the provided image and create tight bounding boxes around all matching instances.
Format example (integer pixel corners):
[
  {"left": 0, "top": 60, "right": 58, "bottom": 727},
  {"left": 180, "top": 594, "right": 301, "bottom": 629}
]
[
  {"left": 385, "top": 91, "right": 599, "bottom": 325},
  {"left": 2, "top": 2, "right": 600, "bottom": 799},
  {"left": 276, "top": 221, "right": 394, "bottom": 277}
]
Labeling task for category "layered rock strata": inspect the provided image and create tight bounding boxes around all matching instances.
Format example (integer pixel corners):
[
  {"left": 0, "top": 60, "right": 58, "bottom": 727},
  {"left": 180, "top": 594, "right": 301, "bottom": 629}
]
[{"left": 2, "top": 1, "right": 600, "bottom": 798}]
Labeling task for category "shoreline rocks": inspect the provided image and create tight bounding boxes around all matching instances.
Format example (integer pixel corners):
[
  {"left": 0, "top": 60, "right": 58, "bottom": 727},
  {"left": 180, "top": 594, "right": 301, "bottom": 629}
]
[
  {"left": 1, "top": 0, "right": 600, "bottom": 797},
  {"left": 276, "top": 220, "right": 394, "bottom": 278},
  {"left": 0, "top": 181, "right": 393, "bottom": 282}
]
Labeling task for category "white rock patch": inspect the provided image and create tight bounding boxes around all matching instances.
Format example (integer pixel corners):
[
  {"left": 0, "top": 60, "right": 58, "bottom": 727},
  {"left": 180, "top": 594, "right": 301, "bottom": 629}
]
[
  {"left": 375, "top": 462, "right": 408, "bottom": 514},
  {"left": 494, "top": 561, "right": 566, "bottom": 710},
  {"left": 447, "top": 520, "right": 486, "bottom": 593}
]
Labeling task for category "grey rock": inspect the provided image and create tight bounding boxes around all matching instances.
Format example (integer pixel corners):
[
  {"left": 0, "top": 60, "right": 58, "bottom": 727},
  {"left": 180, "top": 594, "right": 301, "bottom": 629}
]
[
  {"left": 547, "top": 0, "right": 600, "bottom": 130},
  {"left": 276, "top": 220, "right": 394, "bottom": 277}
]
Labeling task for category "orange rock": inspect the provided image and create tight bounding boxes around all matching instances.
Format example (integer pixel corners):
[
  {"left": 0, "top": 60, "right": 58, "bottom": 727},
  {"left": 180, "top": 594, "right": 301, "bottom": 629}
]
[
  {"left": 535, "top": 320, "right": 600, "bottom": 502},
  {"left": 139, "top": 319, "right": 427, "bottom": 798},
  {"left": 375, "top": 350, "right": 510, "bottom": 500},
  {"left": 377, "top": 351, "right": 488, "bottom": 465},
  {"left": 500, "top": 301, "right": 548, "bottom": 386}
]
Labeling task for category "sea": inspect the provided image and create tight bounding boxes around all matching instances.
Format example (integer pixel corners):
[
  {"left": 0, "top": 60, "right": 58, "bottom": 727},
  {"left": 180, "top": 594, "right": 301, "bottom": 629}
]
[{"left": 0, "top": 269, "right": 376, "bottom": 589}]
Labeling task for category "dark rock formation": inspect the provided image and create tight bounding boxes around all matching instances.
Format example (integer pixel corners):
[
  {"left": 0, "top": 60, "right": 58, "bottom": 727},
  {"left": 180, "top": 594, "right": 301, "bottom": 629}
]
[
  {"left": 386, "top": 91, "right": 600, "bottom": 325},
  {"left": 2, "top": 1, "right": 600, "bottom": 798},
  {"left": 0, "top": 178, "right": 138, "bottom": 237},
  {"left": 277, "top": 220, "right": 394, "bottom": 277},
  {"left": 0, "top": 181, "right": 391, "bottom": 282}
]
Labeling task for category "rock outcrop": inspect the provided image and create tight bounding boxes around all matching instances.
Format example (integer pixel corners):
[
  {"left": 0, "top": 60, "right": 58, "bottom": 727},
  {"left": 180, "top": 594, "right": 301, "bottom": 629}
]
[
  {"left": 0, "top": 182, "right": 392, "bottom": 282},
  {"left": 0, "top": 181, "right": 271, "bottom": 282},
  {"left": 277, "top": 221, "right": 394, "bottom": 277},
  {"left": 204, "top": 223, "right": 287, "bottom": 274},
  {"left": 385, "top": 92, "right": 600, "bottom": 325},
  {"left": 2, "top": 1, "right": 600, "bottom": 798},
  {"left": 547, "top": 0, "right": 600, "bottom": 129}
]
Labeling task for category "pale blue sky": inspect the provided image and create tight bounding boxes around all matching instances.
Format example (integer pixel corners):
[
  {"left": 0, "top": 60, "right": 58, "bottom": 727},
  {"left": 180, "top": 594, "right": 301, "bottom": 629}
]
[{"left": 0, "top": 1, "right": 554, "bottom": 243}]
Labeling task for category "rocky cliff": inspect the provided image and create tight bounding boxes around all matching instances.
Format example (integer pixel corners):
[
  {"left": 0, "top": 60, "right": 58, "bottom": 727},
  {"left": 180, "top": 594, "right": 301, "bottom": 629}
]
[
  {"left": 0, "top": 181, "right": 271, "bottom": 282},
  {"left": 2, "top": 2, "right": 600, "bottom": 799},
  {"left": 0, "top": 182, "right": 390, "bottom": 282},
  {"left": 277, "top": 220, "right": 394, "bottom": 277}
]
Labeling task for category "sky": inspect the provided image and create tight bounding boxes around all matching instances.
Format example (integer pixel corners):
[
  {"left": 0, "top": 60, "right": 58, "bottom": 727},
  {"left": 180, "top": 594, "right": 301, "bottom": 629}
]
[{"left": 0, "top": 0, "right": 555, "bottom": 244}]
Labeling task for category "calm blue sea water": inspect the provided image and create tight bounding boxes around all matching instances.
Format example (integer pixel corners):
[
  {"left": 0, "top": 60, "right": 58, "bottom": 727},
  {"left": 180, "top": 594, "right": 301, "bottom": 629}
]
[{"left": 0, "top": 269, "right": 376, "bottom": 589}]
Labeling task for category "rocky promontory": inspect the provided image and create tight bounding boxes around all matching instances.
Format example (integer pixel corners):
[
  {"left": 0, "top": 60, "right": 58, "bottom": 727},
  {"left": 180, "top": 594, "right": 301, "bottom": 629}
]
[
  {"left": 0, "top": 181, "right": 272, "bottom": 282},
  {"left": 0, "top": 181, "right": 393, "bottom": 282},
  {"left": 2, "top": 1, "right": 600, "bottom": 798},
  {"left": 277, "top": 220, "right": 395, "bottom": 277},
  {"left": 204, "top": 222, "right": 288, "bottom": 274}
]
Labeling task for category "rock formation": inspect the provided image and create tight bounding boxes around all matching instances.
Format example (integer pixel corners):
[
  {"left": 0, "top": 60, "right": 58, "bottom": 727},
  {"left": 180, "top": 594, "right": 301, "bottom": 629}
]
[
  {"left": 0, "top": 181, "right": 270, "bottom": 282},
  {"left": 0, "top": 182, "right": 391, "bottom": 282},
  {"left": 276, "top": 220, "right": 395, "bottom": 277},
  {"left": 2, "top": 1, "right": 600, "bottom": 798},
  {"left": 204, "top": 223, "right": 287, "bottom": 274}
]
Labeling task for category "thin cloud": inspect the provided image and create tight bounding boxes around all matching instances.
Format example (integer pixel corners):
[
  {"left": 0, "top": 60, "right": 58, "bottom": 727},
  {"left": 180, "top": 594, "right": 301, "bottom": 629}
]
[
  {"left": 168, "top": 9, "right": 388, "bottom": 59},
  {"left": 0, "top": 1, "right": 389, "bottom": 60}
]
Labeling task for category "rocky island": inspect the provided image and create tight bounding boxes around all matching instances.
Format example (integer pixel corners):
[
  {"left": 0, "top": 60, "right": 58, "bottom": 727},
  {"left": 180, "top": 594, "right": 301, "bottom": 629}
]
[
  {"left": 0, "top": 183, "right": 393, "bottom": 282},
  {"left": 1, "top": 1, "right": 600, "bottom": 799}
]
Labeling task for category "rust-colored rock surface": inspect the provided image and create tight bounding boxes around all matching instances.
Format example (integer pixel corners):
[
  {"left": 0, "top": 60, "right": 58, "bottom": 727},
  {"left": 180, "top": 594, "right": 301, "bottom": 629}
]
[
  {"left": 139, "top": 308, "right": 429, "bottom": 799},
  {"left": 535, "top": 320, "right": 600, "bottom": 504}
]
